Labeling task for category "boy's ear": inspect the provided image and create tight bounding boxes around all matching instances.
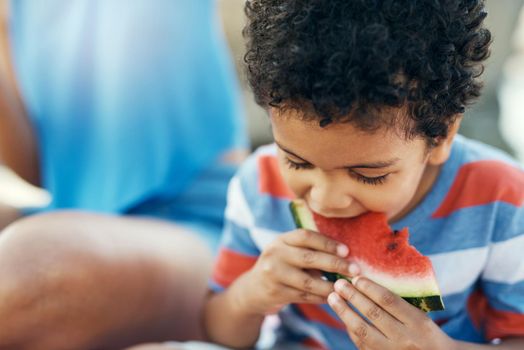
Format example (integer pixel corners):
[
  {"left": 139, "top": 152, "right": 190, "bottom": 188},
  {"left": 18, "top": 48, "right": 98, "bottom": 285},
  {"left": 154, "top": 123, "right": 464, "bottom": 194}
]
[{"left": 428, "top": 117, "right": 462, "bottom": 165}]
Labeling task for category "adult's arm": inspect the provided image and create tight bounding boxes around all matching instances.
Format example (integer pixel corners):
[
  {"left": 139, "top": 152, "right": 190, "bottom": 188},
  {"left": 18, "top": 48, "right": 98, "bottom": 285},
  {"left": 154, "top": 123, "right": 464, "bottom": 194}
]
[{"left": 0, "top": 0, "right": 40, "bottom": 186}]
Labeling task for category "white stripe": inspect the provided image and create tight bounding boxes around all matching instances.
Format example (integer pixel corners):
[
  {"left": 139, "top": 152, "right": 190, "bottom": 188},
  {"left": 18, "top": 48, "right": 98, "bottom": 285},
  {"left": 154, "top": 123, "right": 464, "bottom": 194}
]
[
  {"left": 483, "top": 234, "right": 524, "bottom": 284},
  {"left": 279, "top": 307, "right": 329, "bottom": 348},
  {"left": 255, "top": 143, "right": 278, "bottom": 156},
  {"left": 257, "top": 316, "right": 279, "bottom": 348},
  {"left": 251, "top": 227, "right": 281, "bottom": 250},
  {"left": 429, "top": 247, "right": 489, "bottom": 296},
  {"left": 224, "top": 175, "right": 282, "bottom": 251},
  {"left": 224, "top": 176, "right": 254, "bottom": 229}
]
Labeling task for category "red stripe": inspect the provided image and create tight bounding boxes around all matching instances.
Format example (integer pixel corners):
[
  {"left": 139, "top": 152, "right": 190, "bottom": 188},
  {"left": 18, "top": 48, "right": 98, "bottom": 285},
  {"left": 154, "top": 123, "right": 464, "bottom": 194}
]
[
  {"left": 296, "top": 304, "right": 345, "bottom": 330},
  {"left": 212, "top": 248, "right": 257, "bottom": 288},
  {"left": 467, "top": 290, "right": 486, "bottom": 331},
  {"left": 258, "top": 155, "right": 295, "bottom": 199},
  {"left": 486, "top": 308, "right": 524, "bottom": 340},
  {"left": 302, "top": 337, "right": 327, "bottom": 349},
  {"left": 468, "top": 290, "right": 524, "bottom": 340},
  {"left": 433, "top": 161, "right": 524, "bottom": 218},
  {"left": 435, "top": 318, "right": 449, "bottom": 327}
]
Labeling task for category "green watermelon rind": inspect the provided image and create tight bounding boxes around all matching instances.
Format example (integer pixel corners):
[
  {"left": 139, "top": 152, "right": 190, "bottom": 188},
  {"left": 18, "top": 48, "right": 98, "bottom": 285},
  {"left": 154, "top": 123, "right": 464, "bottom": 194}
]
[
  {"left": 289, "top": 200, "right": 445, "bottom": 313},
  {"left": 290, "top": 200, "right": 319, "bottom": 231}
]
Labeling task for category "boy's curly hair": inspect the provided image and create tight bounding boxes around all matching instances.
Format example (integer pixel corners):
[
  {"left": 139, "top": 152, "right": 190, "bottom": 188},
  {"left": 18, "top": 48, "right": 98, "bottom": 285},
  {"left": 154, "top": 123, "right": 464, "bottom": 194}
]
[{"left": 244, "top": 0, "right": 491, "bottom": 142}]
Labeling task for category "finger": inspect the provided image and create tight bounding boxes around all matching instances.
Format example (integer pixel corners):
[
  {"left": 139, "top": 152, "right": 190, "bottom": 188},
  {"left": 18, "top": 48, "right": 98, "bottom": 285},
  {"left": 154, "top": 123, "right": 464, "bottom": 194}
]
[
  {"left": 283, "top": 285, "right": 327, "bottom": 305},
  {"left": 334, "top": 279, "right": 402, "bottom": 338},
  {"left": 351, "top": 276, "right": 425, "bottom": 325},
  {"left": 328, "top": 292, "right": 389, "bottom": 349},
  {"left": 279, "top": 265, "right": 336, "bottom": 298},
  {"left": 261, "top": 281, "right": 325, "bottom": 313},
  {"left": 256, "top": 249, "right": 347, "bottom": 296},
  {"left": 283, "top": 245, "right": 359, "bottom": 278},
  {"left": 284, "top": 229, "right": 349, "bottom": 258},
  {"left": 256, "top": 259, "right": 326, "bottom": 304}
]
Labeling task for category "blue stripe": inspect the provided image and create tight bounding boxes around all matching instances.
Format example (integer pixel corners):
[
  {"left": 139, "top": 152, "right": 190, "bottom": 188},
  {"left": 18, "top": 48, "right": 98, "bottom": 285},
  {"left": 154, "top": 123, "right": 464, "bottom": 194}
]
[
  {"left": 429, "top": 285, "right": 475, "bottom": 320},
  {"left": 440, "top": 311, "right": 486, "bottom": 343},
  {"left": 492, "top": 205, "right": 524, "bottom": 243},
  {"left": 285, "top": 305, "right": 354, "bottom": 349},
  {"left": 394, "top": 203, "right": 523, "bottom": 255},
  {"left": 255, "top": 196, "right": 296, "bottom": 232},
  {"left": 460, "top": 136, "right": 521, "bottom": 167},
  {"left": 220, "top": 220, "right": 260, "bottom": 257},
  {"left": 208, "top": 280, "right": 225, "bottom": 293},
  {"left": 482, "top": 280, "right": 524, "bottom": 313}
]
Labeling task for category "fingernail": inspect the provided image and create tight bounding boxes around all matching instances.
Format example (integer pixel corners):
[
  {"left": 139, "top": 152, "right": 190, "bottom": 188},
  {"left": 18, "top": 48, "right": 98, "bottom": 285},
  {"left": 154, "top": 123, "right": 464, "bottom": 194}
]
[
  {"left": 328, "top": 292, "right": 341, "bottom": 305},
  {"left": 352, "top": 276, "right": 361, "bottom": 286},
  {"left": 348, "top": 263, "right": 360, "bottom": 276},
  {"left": 336, "top": 244, "right": 349, "bottom": 257},
  {"left": 334, "top": 278, "right": 350, "bottom": 292}
]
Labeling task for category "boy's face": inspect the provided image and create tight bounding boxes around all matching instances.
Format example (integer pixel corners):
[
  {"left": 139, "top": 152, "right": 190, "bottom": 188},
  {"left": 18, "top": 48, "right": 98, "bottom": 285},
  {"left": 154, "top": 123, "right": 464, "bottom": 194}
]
[{"left": 271, "top": 108, "right": 456, "bottom": 222}]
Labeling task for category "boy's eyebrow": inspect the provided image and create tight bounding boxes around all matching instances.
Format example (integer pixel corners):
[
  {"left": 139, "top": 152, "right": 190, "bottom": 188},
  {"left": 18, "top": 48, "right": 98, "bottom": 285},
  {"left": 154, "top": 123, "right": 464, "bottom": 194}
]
[
  {"left": 344, "top": 159, "right": 400, "bottom": 169},
  {"left": 276, "top": 142, "right": 312, "bottom": 163},
  {"left": 276, "top": 142, "right": 399, "bottom": 169}
]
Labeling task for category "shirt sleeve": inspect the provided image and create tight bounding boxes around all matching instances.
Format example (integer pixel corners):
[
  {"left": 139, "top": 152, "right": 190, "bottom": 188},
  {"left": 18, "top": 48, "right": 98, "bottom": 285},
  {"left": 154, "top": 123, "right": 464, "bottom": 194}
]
[{"left": 210, "top": 174, "right": 261, "bottom": 292}]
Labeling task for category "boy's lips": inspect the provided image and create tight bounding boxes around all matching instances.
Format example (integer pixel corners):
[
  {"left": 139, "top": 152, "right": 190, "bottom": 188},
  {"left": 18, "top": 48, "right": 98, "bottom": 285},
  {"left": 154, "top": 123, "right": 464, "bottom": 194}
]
[
  {"left": 314, "top": 211, "right": 359, "bottom": 219},
  {"left": 306, "top": 202, "right": 363, "bottom": 219}
]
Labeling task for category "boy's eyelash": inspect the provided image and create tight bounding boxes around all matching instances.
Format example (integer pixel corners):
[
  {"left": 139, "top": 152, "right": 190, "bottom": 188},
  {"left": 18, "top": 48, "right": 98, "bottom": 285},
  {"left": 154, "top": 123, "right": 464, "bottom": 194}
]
[
  {"left": 352, "top": 173, "right": 389, "bottom": 185},
  {"left": 285, "top": 157, "right": 389, "bottom": 186},
  {"left": 285, "top": 158, "right": 313, "bottom": 170}
]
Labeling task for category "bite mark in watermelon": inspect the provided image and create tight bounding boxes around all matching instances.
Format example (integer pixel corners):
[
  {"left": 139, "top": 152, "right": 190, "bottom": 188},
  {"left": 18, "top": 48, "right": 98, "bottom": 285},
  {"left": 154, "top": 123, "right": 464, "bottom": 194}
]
[{"left": 290, "top": 199, "right": 444, "bottom": 312}]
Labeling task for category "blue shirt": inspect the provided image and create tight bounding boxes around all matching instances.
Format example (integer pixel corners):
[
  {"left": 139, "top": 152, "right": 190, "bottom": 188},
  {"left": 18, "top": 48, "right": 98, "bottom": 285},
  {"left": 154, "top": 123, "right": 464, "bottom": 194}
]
[{"left": 9, "top": 0, "right": 247, "bottom": 212}]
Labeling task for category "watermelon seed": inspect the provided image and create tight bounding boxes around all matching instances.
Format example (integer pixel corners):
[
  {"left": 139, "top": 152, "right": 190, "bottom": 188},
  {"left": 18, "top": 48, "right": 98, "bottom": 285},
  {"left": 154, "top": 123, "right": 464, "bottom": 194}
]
[
  {"left": 387, "top": 242, "right": 398, "bottom": 251},
  {"left": 393, "top": 230, "right": 399, "bottom": 236}
]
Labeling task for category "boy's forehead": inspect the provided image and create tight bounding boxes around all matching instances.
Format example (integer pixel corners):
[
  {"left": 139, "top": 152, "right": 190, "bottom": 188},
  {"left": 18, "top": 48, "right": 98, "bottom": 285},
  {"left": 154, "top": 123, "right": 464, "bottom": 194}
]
[
  {"left": 271, "top": 109, "right": 423, "bottom": 167},
  {"left": 269, "top": 103, "right": 410, "bottom": 128}
]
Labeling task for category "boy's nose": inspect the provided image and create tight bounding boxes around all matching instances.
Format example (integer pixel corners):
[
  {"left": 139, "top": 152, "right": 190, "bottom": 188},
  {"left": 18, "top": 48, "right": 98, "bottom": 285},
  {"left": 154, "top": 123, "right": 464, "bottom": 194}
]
[{"left": 309, "top": 182, "right": 352, "bottom": 213}]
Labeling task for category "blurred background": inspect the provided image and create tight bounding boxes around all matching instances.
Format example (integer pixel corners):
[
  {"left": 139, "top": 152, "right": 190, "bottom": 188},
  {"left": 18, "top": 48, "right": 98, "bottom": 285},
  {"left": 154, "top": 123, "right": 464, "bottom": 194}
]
[{"left": 2, "top": 0, "right": 524, "bottom": 209}]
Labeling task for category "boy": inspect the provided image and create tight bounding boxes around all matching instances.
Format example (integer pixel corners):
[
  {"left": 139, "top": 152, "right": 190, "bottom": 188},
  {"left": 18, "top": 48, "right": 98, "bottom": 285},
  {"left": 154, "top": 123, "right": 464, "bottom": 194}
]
[{"left": 204, "top": 0, "right": 524, "bottom": 349}]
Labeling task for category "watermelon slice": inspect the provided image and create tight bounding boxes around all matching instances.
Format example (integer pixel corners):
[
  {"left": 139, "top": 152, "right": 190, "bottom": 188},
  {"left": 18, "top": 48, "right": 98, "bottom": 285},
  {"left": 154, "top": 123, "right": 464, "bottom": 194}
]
[{"left": 290, "top": 199, "right": 444, "bottom": 312}]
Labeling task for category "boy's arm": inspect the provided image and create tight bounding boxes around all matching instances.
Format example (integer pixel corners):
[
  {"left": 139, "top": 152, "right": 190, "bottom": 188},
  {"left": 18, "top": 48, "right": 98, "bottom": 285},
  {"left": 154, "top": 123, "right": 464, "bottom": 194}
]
[
  {"left": 204, "top": 173, "right": 266, "bottom": 348},
  {"left": 205, "top": 272, "right": 265, "bottom": 348}
]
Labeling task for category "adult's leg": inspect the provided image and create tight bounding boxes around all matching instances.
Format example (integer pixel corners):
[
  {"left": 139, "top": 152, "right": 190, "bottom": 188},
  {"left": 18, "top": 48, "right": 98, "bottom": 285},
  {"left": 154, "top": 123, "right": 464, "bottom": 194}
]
[{"left": 0, "top": 211, "right": 214, "bottom": 350}]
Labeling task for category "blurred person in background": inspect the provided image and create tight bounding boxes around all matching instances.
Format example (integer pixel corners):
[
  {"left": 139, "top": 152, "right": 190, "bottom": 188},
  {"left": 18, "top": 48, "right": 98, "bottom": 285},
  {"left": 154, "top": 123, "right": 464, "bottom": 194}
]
[{"left": 0, "top": 0, "right": 248, "bottom": 349}]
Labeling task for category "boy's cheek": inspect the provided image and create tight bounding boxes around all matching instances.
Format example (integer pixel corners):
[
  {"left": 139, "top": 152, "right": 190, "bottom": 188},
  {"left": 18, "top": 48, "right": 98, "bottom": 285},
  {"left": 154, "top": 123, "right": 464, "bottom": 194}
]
[{"left": 280, "top": 169, "right": 308, "bottom": 197}]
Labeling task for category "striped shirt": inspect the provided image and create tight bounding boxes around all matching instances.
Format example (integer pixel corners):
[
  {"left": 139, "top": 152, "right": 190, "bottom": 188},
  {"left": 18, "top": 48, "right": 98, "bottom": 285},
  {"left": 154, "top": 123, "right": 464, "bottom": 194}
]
[{"left": 210, "top": 135, "right": 524, "bottom": 348}]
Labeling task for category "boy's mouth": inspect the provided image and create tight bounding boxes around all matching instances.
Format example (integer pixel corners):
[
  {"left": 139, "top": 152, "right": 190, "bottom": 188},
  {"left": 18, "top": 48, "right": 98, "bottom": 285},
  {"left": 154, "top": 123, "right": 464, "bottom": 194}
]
[{"left": 306, "top": 201, "right": 364, "bottom": 219}]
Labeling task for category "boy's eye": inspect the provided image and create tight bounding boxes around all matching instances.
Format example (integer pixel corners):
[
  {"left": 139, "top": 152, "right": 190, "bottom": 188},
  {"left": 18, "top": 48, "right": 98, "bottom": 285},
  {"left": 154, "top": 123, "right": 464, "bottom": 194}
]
[
  {"left": 285, "top": 157, "right": 389, "bottom": 185},
  {"left": 285, "top": 157, "right": 313, "bottom": 170},
  {"left": 352, "top": 172, "right": 389, "bottom": 186}
]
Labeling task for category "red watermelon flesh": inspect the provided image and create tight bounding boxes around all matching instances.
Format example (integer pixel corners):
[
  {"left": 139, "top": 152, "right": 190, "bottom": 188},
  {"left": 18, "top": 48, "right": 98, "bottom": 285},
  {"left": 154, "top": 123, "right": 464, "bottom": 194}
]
[{"left": 290, "top": 199, "right": 444, "bottom": 312}]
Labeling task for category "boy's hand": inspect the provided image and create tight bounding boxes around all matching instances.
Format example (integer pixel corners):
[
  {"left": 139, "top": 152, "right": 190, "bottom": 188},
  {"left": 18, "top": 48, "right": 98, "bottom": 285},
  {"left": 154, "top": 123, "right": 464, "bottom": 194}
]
[
  {"left": 328, "top": 278, "right": 456, "bottom": 350},
  {"left": 232, "top": 229, "right": 358, "bottom": 317}
]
